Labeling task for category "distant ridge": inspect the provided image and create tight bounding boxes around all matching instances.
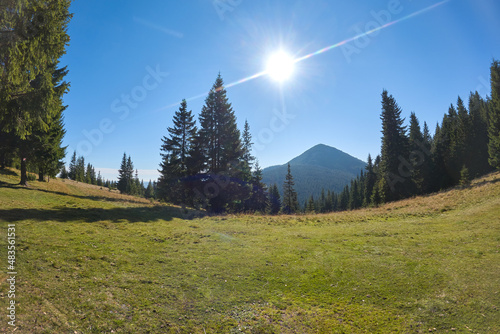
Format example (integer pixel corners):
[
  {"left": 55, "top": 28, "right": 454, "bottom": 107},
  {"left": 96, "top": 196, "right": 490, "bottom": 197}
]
[{"left": 262, "top": 144, "right": 366, "bottom": 205}]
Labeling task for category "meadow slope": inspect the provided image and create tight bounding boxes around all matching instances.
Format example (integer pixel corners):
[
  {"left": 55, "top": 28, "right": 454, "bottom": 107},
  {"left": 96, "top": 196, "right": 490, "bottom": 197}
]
[{"left": 0, "top": 168, "right": 499, "bottom": 333}]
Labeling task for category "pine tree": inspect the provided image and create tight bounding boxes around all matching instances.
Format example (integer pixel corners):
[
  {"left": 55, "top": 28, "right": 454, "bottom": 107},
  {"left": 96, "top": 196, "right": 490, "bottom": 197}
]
[
  {"left": 488, "top": 60, "right": 500, "bottom": 169},
  {"left": 282, "top": 163, "right": 299, "bottom": 214},
  {"left": 379, "top": 90, "right": 410, "bottom": 201}
]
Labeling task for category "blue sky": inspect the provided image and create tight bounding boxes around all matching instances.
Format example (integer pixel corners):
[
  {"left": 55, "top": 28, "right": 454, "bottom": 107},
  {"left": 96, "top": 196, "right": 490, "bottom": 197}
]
[{"left": 61, "top": 0, "right": 500, "bottom": 181}]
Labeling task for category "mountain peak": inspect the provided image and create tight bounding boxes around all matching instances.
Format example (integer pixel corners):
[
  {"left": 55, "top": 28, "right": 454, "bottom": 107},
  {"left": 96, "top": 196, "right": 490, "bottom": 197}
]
[
  {"left": 288, "top": 144, "right": 365, "bottom": 171},
  {"left": 262, "top": 144, "right": 367, "bottom": 205}
]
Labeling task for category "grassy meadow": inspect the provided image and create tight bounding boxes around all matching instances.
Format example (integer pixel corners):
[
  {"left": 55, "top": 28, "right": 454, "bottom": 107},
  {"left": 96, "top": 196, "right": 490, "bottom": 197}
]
[{"left": 0, "top": 168, "right": 499, "bottom": 333}]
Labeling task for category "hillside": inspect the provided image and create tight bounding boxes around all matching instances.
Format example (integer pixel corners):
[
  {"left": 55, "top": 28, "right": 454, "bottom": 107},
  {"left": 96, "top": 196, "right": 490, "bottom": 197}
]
[
  {"left": 262, "top": 144, "right": 366, "bottom": 204},
  {"left": 1, "top": 168, "right": 499, "bottom": 333}
]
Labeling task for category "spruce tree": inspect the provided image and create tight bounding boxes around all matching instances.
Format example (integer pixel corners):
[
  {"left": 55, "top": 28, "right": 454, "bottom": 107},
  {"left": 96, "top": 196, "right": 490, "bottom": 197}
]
[
  {"left": 459, "top": 165, "right": 470, "bottom": 187},
  {"left": 145, "top": 180, "right": 155, "bottom": 199},
  {"left": 126, "top": 157, "right": 135, "bottom": 194},
  {"left": 267, "top": 183, "right": 281, "bottom": 215},
  {"left": 68, "top": 151, "right": 77, "bottom": 180},
  {"left": 248, "top": 161, "right": 268, "bottom": 212},
  {"left": 76, "top": 156, "right": 85, "bottom": 182},
  {"left": 198, "top": 74, "right": 242, "bottom": 173},
  {"left": 364, "top": 154, "right": 376, "bottom": 206},
  {"left": 408, "top": 112, "right": 425, "bottom": 195},
  {"left": 452, "top": 96, "right": 471, "bottom": 176},
  {"left": 197, "top": 74, "right": 244, "bottom": 212},
  {"left": 488, "top": 60, "right": 500, "bottom": 169},
  {"left": 339, "top": 185, "right": 350, "bottom": 211},
  {"left": 379, "top": 90, "right": 409, "bottom": 201},
  {"left": 158, "top": 99, "right": 197, "bottom": 203},
  {"left": 97, "top": 171, "right": 103, "bottom": 186},
  {"left": 319, "top": 189, "right": 327, "bottom": 213},
  {"left": 241, "top": 120, "right": 255, "bottom": 179},
  {"left": 85, "top": 163, "right": 93, "bottom": 184},
  {"left": 59, "top": 165, "right": 69, "bottom": 179},
  {"left": 468, "top": 91, "right": 490, "bottom": 176},
  {"left": 117, "top": 153, "right": 129, "bottom": 194},
  {"left": 282, "top": 163, "right": 299, "bottom": 214},
  {"left": 32, "top": 64, "right": 69, "bottom": 182},
  {"left": 420, "top": 121, "right": 433, "bottom": 193},
  {"left": 306, "top": 195, "right": 315, "bottom": 213},
  {"left": 0, "top": 0, "right": 72, "bottom": 185}
]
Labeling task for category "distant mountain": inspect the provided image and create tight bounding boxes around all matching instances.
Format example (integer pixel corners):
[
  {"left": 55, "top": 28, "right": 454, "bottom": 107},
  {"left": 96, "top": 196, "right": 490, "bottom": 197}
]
[{"left": 262, "top": 144, "right": 366, "bottom": 206}]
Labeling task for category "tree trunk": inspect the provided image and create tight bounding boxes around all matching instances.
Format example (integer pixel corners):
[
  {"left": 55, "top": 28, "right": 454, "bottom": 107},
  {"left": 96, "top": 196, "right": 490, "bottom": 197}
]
[
  {"left": 20, "top": 156, "right": 28, "bottom": 186},
  {"left": 38, "top": 167, "right": 45, "bottom": 182}
]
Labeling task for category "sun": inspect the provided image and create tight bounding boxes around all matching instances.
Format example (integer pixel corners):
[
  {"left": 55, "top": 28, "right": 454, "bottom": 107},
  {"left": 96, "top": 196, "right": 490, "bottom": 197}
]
[{"left": 266, "top": 51, "right": 295, "bottom": 82}]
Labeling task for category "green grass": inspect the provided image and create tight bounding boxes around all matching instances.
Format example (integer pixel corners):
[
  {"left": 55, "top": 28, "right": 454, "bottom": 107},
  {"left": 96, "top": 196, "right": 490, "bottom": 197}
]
[{"left": 1, "top": 168, "right": 499, "bottom": 333}]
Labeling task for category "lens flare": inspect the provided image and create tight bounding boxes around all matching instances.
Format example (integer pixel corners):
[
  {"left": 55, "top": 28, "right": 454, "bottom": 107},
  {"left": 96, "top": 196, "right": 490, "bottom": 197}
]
[{"left": 156, "top": 0, "right": 450, "bottom": 112}]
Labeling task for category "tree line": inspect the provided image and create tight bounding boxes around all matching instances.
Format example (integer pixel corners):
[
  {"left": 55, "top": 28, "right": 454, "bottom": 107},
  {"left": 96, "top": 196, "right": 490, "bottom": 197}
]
[
  {"left": 303, "top": 60, "right": 500, "bottom": 213},
  {"left": 59, "top": 151, "right": 157, "bottom": 199},
  {"left": 58, "top": 150, "right": 117, "bottom": 189},
  {"left": 0, "top": 0, "right": 72, "bottom": 185}
]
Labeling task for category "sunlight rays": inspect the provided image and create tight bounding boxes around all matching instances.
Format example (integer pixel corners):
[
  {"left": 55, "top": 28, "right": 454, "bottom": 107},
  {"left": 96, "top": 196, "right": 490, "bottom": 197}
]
[{"left": 155, "top": 0, "right": 450, "bottom": 113}]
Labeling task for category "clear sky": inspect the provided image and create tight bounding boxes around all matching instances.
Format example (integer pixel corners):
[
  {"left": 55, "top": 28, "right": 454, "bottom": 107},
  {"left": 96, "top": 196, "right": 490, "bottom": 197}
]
[{"left": 60, "top": 0, "right": 500, "bottom": 181}]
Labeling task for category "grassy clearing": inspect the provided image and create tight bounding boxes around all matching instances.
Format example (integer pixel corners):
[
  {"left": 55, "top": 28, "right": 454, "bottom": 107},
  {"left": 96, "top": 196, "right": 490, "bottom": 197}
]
[{"left": 0, "top": 168, "right": 499, "bottom": 333}]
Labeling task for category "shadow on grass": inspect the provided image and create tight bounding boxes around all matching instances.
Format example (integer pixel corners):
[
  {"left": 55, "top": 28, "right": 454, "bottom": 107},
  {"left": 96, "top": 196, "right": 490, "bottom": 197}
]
[
  {"left": 26, "top": 186, "right": 149, "bottom": 205},
  {"left": 1, "top": 177, "right": 149, "bottom": 205},
  {"left": 470, "top": 176, "right": 500, "bottom": 188},
  {"left": 0, "top": 205, "right": 204, "bottom": 223},
  {"left": 0, "top": 169, "right": 18, "bottom": 177}
]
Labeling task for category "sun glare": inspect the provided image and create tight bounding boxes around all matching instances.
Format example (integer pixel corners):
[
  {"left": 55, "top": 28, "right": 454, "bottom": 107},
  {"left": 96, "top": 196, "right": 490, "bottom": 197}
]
[{"left": 266, "top": 51, "right": 295, "bottom": 82}]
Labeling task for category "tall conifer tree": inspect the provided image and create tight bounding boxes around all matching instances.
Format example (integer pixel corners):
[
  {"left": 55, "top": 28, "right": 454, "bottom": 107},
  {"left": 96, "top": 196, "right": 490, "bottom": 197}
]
[
  {"left": 0, "top": 0, "right": 72, "bottom": 185},
  {"left": 488, "top": 60, "right": 500, "bottom": 169},
  {"left": 197, "top": 74, "right": 244, "bottom": 212},
  {"left": 158, "top": 99, "right": 197, "bottom": 203},
  {"left": 379, "top": 90, "right": 409, "bottom": 201},
  {"left": 267, "top": 183, "right": 281, "bottom": 215},
  {"left": 282, "top": 163, "right": 299, "bottom": 214},
  {"left": 468, "top": 91, "right": 490, "bottom": 176},
  {"left": 364, "top": 154, "right": 376, "bottom": 206}
]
